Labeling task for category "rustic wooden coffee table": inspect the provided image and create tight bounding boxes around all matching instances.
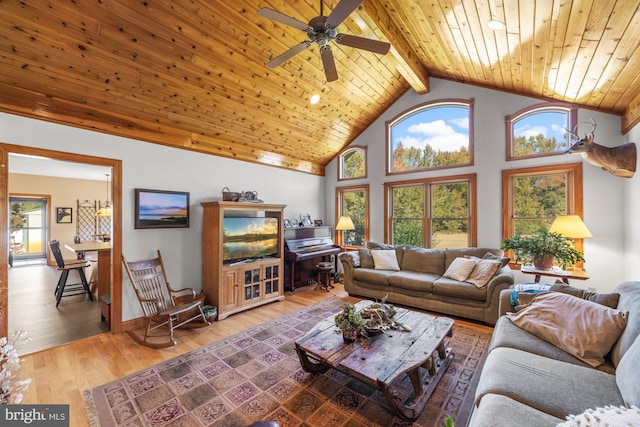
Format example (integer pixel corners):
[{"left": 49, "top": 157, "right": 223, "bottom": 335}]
[{"left": 295, "top": 300, "right": 454, "bottom": 421}]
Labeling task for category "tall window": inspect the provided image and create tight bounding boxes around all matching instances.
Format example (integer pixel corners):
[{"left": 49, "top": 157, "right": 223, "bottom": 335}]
[
  {"left": 384, "top": 174, "right": 476, "bottom": 248},
  {"left": 387, "top": 99, "right": 473, "bottom": 174},
  {"left": 336, "top": 185, "right": 369, "bottom": 248},
  {"left": 506, "top": 102, "right": 577, "bottom": 160},
  {"left": 502, "top": 163, "right": 584, "bottom": 259},
  {"left": 338, "top": 146, "right": 367, "bottom": 180}
]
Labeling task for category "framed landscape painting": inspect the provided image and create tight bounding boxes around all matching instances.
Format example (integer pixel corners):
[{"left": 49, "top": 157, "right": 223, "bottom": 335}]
[{"left": 135, "top": 189, "right": 190, "bottom": 229}]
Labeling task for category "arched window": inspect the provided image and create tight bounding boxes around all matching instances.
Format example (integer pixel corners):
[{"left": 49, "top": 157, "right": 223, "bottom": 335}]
[
  {"left": 506, "top": 102, "right": 577, "bottom": 160},
  {"left": 387, "top": 99, "right": 473, "bottom": 174},
  {"left": 338, "top": 146, "right": 367, "bottom": 180}
]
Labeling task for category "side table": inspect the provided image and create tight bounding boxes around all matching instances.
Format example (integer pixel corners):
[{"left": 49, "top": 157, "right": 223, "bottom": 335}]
[{"left": 521, "top": 265, "right": 589, "bottom": 284}]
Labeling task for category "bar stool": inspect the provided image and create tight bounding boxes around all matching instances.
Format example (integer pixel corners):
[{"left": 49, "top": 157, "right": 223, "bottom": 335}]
[{"left": 315, "top": 262, "right": 334, "bottom": 292}]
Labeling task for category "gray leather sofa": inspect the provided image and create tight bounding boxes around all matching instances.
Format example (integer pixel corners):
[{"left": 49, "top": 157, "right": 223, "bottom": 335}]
[
  {"left": 471, "top": 281, "right": 640, "bottom": 426},
  {"left": 339, "top": 242, "right": 514, "bottom": 324}
]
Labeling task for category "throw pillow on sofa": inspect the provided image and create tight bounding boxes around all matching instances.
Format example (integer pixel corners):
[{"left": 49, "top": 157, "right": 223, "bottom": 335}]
[
  {"left": 358, "top": 248, "right": 375, "bottom": 268},
  {"left": 442, "top": 257, "right": 476, "bottom": 281},
  {"left": 482, "top": 252, "right": 510, "bottom": 268},
  {"left": 371, "top": 249, "right": 400, "bottom": 271},
  {"left": 466, "top": 258, "right": 503, "bottom": 288},
  {"left": 549, "top": 283, "right": 620, "bottom": 309},
  {"left": 508, "top": 292, "right": 628, "bottom": 367}
]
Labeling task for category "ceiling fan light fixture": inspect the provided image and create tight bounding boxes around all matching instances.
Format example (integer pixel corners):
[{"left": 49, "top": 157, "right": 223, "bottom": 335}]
[
  {"left": 310, "top": 94, "right": 321, "bottom": 104},
  {"left": 488, "top": 19, "right": 505, "bottom": 31}
]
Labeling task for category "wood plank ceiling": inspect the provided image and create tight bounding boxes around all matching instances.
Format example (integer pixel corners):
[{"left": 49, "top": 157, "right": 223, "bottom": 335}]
[{"left": 1, "top": 0, "right": 640, "bottom": 175}]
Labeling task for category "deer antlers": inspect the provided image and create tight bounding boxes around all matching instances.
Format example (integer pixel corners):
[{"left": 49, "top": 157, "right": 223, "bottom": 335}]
[{"left": 565, "top": 117, "right": 596, "bottom": 142}]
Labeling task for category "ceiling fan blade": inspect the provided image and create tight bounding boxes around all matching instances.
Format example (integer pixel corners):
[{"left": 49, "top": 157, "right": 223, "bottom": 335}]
[
  {"left": 320, "top": 46, "right": 338, "bottom": 82},
  {"left": 266, "top": 41, "right": 312, "bottom": 68},
  {"left": 326, "top": 0, "right": 363, "bottom": 28},
  {"left": 258, "top": 8, "right": 310, "bottom": 31},
  {"left": 336, "top": 34, "right": 390, "bottom": 55}
]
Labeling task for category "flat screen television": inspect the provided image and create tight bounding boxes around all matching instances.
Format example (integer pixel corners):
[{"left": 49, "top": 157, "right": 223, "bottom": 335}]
[{"left": 222, "top": 217, "right": 279, "bottom": 263}]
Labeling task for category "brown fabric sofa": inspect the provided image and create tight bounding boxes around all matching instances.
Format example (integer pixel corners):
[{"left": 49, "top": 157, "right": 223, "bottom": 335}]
[{"left": 339, "top": 242, "right": 515, "bottom": 324}]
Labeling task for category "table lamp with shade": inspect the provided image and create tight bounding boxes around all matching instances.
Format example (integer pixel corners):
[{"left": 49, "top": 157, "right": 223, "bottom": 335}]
[
  {"left": 335, "top": 215, "right": 355, "bottom": 245},
  {"left": 335, "top": 216, "right": 355, "bottom": 282},
  {"left": 548, "top": 215, "right": 592, "bottom": 268}
]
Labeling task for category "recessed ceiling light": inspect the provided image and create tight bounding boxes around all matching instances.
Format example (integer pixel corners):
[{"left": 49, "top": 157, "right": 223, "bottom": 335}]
[
  {"left": 310, "top": 94, "right": 321, "bottom": 105},
  {"left": 488, "top": 19, "right": 505, "bottom": 31}
]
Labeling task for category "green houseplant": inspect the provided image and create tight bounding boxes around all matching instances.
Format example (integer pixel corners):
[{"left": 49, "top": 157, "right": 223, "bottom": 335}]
[
  {"left": 201, "top": 305, "right": 218, "bottom": 323},
  {"left": 334, "top": 303, "right": 365, "bottom": 343},
  {"left": 501, "top": 230, "right": 585, "bottom": 269}
]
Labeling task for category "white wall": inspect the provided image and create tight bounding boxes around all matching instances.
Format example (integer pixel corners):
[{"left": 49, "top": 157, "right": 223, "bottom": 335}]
[
  {"left": 623, "top": 122, "right": 640, "bottom": 280},
  {"left": 324, "top": 78, "right": 632, "bottom": 292},
  {"left": 1, "top": 112, "right": 325, "bottom": 320}
]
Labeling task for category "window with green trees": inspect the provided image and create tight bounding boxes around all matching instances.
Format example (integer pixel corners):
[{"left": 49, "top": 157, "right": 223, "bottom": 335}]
[
  {"left": 506, "top": 102, "right": 577, "bottom": 160},
  {"left": 387, "top": 100, "right": 473, "bottom": 174},
  {"left": 502, "top": 163, "right": 583, "bottom": 252},
  {"left": 338, "top": 146, "right": 366, "bottom": 180},
  {"left": 385, "top": 174, "right": 476, "bottom": 248},
  {"left": 336, "top": 185, "right": 368, "bottom": 247}
]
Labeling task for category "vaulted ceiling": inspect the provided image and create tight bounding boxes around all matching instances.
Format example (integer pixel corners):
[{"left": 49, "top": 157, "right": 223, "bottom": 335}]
[{"left": 2, "top": 0, "right": 640, "bottom": 175}]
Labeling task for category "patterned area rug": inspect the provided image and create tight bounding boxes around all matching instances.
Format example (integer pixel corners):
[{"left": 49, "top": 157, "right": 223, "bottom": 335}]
[{"left": 84, "top": 297, "right": 491, "bottom": 427}]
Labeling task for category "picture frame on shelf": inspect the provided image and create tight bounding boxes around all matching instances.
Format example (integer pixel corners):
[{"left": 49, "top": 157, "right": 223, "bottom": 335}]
[
  {"left": 284, "top": 219, "right": 292, "bottom": 228},
  {"left": 56, "top": 207, "right": 72, "bottom": 224},
  {"left": 135, "top": 188, "right": 190, "bottom": 229},
  {"left": 314, "top": 220, "right": 323, "bottom": 226},
  {"left": 289, "top": 218, "right": 299, "bottom": 228},
  {"left": 301, "top": 214, "right": 312, "bottom": 227}
]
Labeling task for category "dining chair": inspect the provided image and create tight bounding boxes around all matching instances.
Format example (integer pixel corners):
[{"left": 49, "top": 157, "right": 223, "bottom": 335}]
[
  {"left": 48, "top": 240, "right": 94, "bottom": 307},
  {"left": 122, "top": 250, "right": 210, "bottom": 348}
]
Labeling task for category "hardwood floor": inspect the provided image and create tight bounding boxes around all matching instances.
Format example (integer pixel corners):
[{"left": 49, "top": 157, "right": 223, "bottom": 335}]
[
  {"left": 17, "top": 283, "right": 493, "bottom": 427},
  {"left": 8, "top": 262, "right": 108, "bottom": 355}
]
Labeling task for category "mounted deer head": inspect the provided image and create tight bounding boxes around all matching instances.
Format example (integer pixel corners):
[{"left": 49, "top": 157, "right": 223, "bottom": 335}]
[{"left": 564, "top": 118, "right": 636, "bottom": 178}]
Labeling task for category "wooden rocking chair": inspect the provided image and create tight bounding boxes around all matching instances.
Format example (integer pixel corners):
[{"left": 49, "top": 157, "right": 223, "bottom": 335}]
[{"left": 122, "top": 250, "right": 210, "bottom": 348}]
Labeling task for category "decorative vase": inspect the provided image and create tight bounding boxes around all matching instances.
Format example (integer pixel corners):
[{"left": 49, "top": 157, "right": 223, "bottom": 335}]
[
  {"left": 533, "top": 255, "right": 554, "bottom": 270},
  {"left": 342, "top": 327, "right": 358, "bottom": 344}
]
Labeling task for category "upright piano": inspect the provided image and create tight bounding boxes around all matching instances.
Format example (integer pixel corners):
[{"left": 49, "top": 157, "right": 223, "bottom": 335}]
[{"left": 284, "top": 226, "right": 341, "bottom": 291}]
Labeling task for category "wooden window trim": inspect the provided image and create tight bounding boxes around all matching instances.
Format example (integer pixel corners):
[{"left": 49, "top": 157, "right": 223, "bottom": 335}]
[
  {"left": 386, "top": 99, "right": 474, "bottom": 176},
  {"left": 501, "top": 162, "right": 584, "bottom": 268},
  {"left": 335, "top": 184, "right": 369, "bottom": 248},
  {"left": 337, "top": 145, "right": 367, "bottom": 181},
  {"left": 506, "top": 102, "right": 578, "bottom": 161},
  {"left": 383, "top": 173, "right": 477, "bottom": 247}
]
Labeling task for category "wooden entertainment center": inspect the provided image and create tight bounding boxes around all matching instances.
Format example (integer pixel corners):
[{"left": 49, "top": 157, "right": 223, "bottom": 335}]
[{"left": 201, "top": 201, "right": 286, "bottom": 320}]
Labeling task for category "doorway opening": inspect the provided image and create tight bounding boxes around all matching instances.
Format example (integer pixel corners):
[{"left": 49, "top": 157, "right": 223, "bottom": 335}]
[{"left": 0, "top": 143, "right": 123, "bottom": 354}]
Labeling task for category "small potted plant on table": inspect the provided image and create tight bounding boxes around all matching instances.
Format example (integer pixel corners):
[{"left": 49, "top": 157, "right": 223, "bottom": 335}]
[{"left": 334, "top": 303, "right": 365, "bottom": 343}]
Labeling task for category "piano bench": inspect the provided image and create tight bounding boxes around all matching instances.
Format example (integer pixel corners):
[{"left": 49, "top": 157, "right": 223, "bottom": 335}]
[{"left": 315, "top": 263, "right": 335, "bottom": 292}]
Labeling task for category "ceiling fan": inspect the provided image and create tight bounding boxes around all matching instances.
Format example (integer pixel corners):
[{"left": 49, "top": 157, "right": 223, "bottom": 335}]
[{"left": 258, "top": 0, "right": 391, "bottom": 82}]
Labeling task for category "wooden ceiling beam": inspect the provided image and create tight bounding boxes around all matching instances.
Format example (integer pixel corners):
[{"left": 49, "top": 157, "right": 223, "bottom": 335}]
[
  {"left": 622, "top": 92, "right": 640, "bottom": 135},
  {"left": 359, "top": 0, "right": 430, "bottom": 95}
]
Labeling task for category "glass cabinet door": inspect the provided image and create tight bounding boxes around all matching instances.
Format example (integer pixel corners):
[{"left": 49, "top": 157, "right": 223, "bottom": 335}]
[
  {"left": 243, "top": 267, "right": 261, "bottom": 303},
  {"left": 264, "top": 263, "right": 280, "bottom": 297}
]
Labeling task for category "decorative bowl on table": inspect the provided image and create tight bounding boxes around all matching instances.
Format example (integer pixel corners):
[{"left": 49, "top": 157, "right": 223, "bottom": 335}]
[{"left": 360, "top": 301, "right": 398, "bottom": 335}]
